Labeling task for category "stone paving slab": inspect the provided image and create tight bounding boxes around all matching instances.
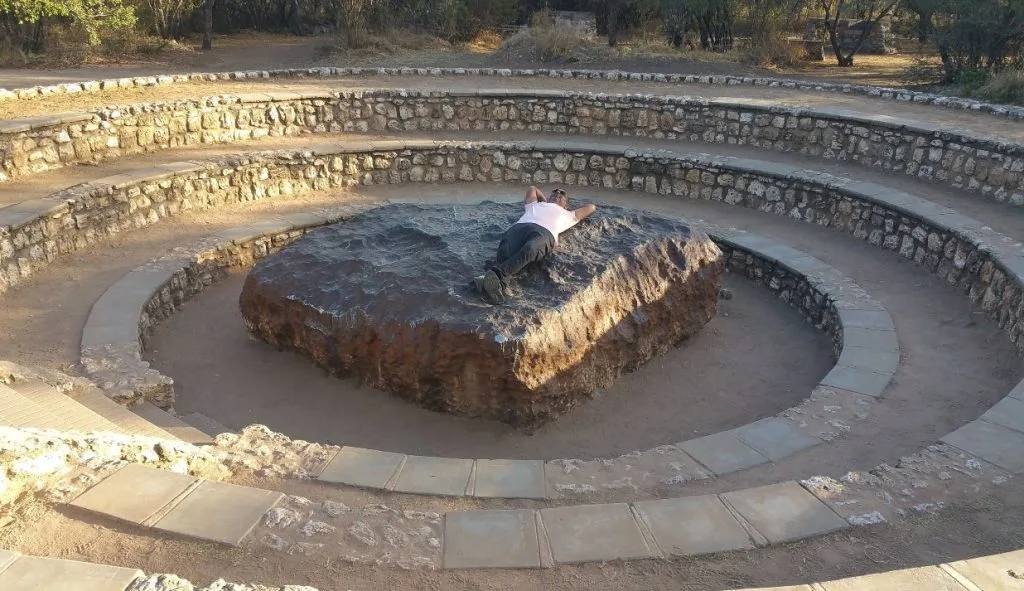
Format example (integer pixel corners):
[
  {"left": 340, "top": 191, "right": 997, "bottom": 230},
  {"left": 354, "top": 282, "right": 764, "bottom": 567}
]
[
  {"left": 540, "top": 503, "right": 655, "bottom": 564},
  {"left": 633, "top": 495, "right": 754, "bottom": 556},
  {"left": 131, "top": 401, "right": 214, "bottom": 445},
  {"left": 71, "top": 463, "right": 197, "bottom": 525},
  {"left": 0, "top": 549, "right": 18, "bottom": 573},
  {"left": 818, "top": 566, "right": 968, "bottom": 590},
  {"left": 733, "top": 581, "right": 811, "bottom": 585},
  {"left": 733, "top": 418, "right": 822, "bottom": 461},
  {"left": 980, "top": 396, "right": 1024, "bottom": 434},
  {"left": 677, "top": 430, "right": 770, "bottom": 475},
  {"left": 942, "top": 419, "right": 1024, "bottom": 474},
  {"left": 318, "top": 446, "right": 405, "bottom": 489},
  {"left": 153, "top": 479, "right": 284, "bottom": 545},
  {"left": 837, "top": 346, "right": 900, "bottom": 375},
  {"left": 841, "top": 328, "right": 899, "bottom": 352},
  {"left": 947, "top": 548, "right": 1024, "bottom": 590},
  {"left": 839, "top": 309, "right": 895, "bottom": 331},
  {"left": 443, "top": 509, "right": 540, "bottom": 569},
  {"left": 472, "top": 459, "right": 546, "bottom": 499},
  {"left": 0, "top": 556, "right": 142, "bottom": 591},
  {"left": 1011, "top": 380, "right": 1024, "bottom": 401},
  {"left": 820, "top": 365, "right": 892, "bottom": 398},
  {"left": 392, "top": 455, "right": 474, "bottom": 497},
  {"left": 721, "top": 482, "right": 848, "bottom": 544}
]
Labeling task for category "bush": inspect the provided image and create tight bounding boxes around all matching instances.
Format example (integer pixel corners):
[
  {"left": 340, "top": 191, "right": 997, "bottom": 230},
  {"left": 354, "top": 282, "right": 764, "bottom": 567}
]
[
  {"left": 497, "top": 11, "right": 609, "bottom": 63},
  {"left": 741, "top": 32, "right": 805, "bottom": 68},
  {"left": 934, "top": 0, "right": 1024, "bottom": 83},
  {"left": 0, "top": 0, "right": 137, "bottom": 50},
  {"left": 973, "top": 68, "right": 1024, "bottom": 104}
]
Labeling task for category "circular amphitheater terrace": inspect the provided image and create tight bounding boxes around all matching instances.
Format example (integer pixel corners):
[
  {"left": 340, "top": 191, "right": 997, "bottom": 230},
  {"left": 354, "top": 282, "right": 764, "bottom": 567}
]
[{"left": 0, "top": 66, "right": 1021, "bottom": 591}]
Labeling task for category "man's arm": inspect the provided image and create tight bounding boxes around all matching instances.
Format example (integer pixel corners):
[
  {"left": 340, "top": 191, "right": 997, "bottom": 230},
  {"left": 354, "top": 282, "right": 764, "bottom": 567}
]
[
  {"left": 573, "top": 203, "right": 597, "bottom": 221},
  {"left": 524, "top": 186, "right": 543, "bottom": 204}
]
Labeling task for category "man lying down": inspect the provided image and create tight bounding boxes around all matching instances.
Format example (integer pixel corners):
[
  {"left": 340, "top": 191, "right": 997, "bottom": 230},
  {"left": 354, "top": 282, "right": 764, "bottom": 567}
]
[{"left": 472, "top": 186, "right": 597, "bottom": 305}]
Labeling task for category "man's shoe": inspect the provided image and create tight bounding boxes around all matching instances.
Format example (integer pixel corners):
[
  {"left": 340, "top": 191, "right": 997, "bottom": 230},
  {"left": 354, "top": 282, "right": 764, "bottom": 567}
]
[{"left": 481, "top": 270, "right": 505, "bottom": 305}]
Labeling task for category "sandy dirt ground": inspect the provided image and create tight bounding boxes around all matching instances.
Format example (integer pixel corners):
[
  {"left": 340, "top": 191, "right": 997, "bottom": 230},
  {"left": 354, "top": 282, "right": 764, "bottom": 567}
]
[{"left": 145, "top": 270, "right": 832, "bottom": 460}]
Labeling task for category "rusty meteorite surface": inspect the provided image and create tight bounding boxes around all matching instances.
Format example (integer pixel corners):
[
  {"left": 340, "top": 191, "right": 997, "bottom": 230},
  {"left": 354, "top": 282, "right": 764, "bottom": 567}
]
[{"left": 239, "top": 202, "right": 724, "bottom": 427}]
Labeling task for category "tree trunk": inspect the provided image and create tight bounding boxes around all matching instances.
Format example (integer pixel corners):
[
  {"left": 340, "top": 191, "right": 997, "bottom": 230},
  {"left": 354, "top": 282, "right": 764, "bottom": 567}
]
[
  {"left": 826, "top": 20, "right": 846, "bottom": 65},
  {"left": 916, "top": 10, "right": 932, "bottom": 43},
  {"left": 202, "top": 0, "right": 215, "bottom": 50},
  {"left": 607, "top": 0, "right": 621, "bottom": 47}
]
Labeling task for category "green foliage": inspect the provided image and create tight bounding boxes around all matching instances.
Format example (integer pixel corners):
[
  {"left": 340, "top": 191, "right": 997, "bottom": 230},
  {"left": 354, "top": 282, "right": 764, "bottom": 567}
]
[
  {"left": 0, "top": 0, "right": 136, "bottom": 44},
  {"left": 933, "top": 0, "right": 1024, "bottom": 83},
  {"left": 973, "top": 68, "right": 1024, "bottom": 104},
  {"left": 659, "top": 0, "right": 732, "bottom": 50}
]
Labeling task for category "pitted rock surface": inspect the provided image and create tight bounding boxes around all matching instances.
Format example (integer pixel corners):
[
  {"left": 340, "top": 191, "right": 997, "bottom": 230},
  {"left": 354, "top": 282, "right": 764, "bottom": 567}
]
[{"left": 239, "top": 202, "right": 723, "bottom": 426}]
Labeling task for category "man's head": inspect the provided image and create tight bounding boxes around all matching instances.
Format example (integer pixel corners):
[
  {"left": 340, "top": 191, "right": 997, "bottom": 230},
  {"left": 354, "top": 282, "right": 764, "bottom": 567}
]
[{"left": 548, "top": 188, "right": 569, "bottom": 208}]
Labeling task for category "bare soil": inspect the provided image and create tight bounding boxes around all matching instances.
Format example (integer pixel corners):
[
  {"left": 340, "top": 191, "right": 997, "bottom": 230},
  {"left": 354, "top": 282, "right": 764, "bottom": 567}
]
[{"left": 146, "top": 268, "right": 831, "bottom": 460}]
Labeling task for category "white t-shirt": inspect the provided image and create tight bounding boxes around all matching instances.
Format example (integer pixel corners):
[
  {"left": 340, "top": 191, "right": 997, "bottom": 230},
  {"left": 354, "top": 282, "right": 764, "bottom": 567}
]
[{"left": 515, "top": 202, "right": 578, "bottom": 242}]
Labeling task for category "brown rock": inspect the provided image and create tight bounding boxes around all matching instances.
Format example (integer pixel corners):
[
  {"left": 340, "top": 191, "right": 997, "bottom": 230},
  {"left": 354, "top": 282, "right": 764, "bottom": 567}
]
[{"left": 239, "top": 202, "right": 723, "bottom": 427}]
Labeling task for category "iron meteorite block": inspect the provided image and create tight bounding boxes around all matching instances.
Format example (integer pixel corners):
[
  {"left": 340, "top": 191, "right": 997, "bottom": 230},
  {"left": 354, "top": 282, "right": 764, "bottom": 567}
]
[{"left": 239, "top": 202, "right": 724, "bottom": 427}]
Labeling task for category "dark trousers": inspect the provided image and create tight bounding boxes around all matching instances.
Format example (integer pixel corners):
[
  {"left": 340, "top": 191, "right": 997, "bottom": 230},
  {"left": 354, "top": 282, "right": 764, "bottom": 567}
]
[{"left": 492, "top": 223, "right": 555, "bottom": 283}]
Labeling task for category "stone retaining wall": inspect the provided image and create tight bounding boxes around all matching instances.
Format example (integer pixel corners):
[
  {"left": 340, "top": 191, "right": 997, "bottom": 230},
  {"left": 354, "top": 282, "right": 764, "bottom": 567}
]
[
  {"left": 89, "top": 214, "right": 887, "bottom": 501},
  {"left": 1, "top": 66, "right": 1020, "bottom": 120},
  {"left": 719, "top": 243, "right": 842, "bottom": 355},
  {"left": 2, "top": 90, "right": 1022, "bottom": 205},
  {"left": 3, "top": 140, "right": 1020, "bottom": 359}
]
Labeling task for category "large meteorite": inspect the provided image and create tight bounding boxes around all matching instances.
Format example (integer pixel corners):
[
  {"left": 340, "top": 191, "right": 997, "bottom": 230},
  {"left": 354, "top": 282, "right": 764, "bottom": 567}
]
[{"left": 239, "top": 202, "right": 724, "bottom": 427}]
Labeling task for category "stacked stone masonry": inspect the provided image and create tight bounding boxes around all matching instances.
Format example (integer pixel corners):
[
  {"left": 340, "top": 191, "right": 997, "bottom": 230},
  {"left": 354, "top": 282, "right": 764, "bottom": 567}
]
[
  {"left": 0, "top": 136, "right": 1019, "bottom": 504},
  {"left": 0, "top": 66, "right": 1022, "bottom": 119},
  {"left": 2, "top": 90, "right": 1023, "bottom": 205},
  {"left": 4, "top": 141, "right": 1021, "bottom": 363}
]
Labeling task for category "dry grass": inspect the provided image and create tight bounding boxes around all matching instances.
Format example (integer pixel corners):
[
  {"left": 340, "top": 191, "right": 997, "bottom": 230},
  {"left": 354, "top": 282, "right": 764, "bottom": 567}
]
[
  {"left": 786, "top": 52, "right": 939, "bottom": 87},
  {"left": 974, "top": 69, "right": 1024, "bottom": 105},
  {"left": 496, "top": 25, "right": 614, "bottom": 64},
  {"left": 329, "top": 28, "right": 450, "bottom": 57},
  {"left": 464, "top": 30, "right": 505, "bottom": 54},
  {"left": 0, "top": 27, "right": 196, "bottom": 69}
]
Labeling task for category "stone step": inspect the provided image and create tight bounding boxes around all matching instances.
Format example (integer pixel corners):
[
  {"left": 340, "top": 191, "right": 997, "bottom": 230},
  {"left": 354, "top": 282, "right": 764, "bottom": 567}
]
[
  {"left": 130, "top": 401, "right": 214, "bottom": 445},
  {"left": 8, "top": 378, "right": 121, "bottom": 434},
  {"left": 71, "top": 464, "right": 283, "bottom": 546},
  {"left": 179, "top": 411, "right": 232, "bottom": 437},
  {"left": 0, "top": 382, "right": 63, "bottom": 430},
  {"left": 0, "top": 549, "right": 142, "bottom": 591},
  {"left": 72, "top": 388, "right": 178, "bottom": 440}
]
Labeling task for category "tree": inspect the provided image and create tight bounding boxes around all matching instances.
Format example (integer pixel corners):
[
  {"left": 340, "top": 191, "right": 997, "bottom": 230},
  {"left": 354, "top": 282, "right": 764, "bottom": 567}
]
[
  {"left": 901, "top": 0, "right": 944, "bottom": 42},
  {"left": 933, "top": 0, "right": 1024, "bottom": 82},
  {"left": 817, "top": 0, "right": 899, "bottom": 66},
  {"left": 0, "top": 0, "right": 136, "bottom": 44},
  {"left": 144, "top": 0, "right": 199, "bottom": 38},
  {"left": 605, "top": 0, "right": 623, "bottom": 46},
  {"left": 202, "top": 0, "right": 215, "bottom": 49},
  {"left": 660, "top": 0, "right": 732, "bottom": 50}
]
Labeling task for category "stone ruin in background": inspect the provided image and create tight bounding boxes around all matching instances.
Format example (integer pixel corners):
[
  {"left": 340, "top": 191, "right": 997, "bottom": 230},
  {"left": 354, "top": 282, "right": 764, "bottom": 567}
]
[{"left": 802, "top": 17, "right": 897, "bottom": 60}]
